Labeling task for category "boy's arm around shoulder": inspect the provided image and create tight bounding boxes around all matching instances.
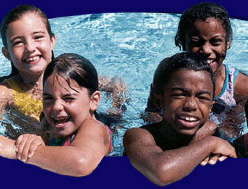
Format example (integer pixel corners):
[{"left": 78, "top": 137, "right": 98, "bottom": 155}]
[
  {"left": 26, "top": 119, "right": 111, "bottom": 177},
  {"left": 123, "top": 127, "right": 237, "bottom": 186}
]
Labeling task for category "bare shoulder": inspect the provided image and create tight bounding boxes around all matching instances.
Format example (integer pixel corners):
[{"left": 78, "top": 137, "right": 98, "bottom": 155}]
[
  {"left": 123, "top": 127, "right": 156, "bottom": 147},
  {"left": 234, "top": 72, "right": 248, "bottom": 95},
  {"left": 78, "top": 119, "right": 108, "bottom": 137},
  {"left": 74, "top": 119, "right": 111, "bottom": 153}
]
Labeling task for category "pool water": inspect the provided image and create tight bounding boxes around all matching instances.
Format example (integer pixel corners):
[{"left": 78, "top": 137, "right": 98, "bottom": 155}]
[{"left": 1, "top": 13, "right": 248, "bottom": 156}]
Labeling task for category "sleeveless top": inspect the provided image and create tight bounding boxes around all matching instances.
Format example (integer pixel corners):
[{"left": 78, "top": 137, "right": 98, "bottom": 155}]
[
  {"left": 209, "top": 64, "right": 248, "bottom": 143},
  {"left": 4, "top": 78, "right": 43, "bottom": 121}
]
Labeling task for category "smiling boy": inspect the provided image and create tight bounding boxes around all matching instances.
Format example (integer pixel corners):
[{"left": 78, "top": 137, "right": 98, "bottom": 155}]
[{"left": 123, "top": 52, "right": 237, "bottom": 186}]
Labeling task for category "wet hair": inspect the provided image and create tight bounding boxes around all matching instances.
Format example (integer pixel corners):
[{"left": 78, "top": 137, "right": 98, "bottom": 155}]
[
  {"left": 175, "top": 2, "right": 232, "bottom": 50},
  {"left": 0, "top": 4, "right": 54, "bottom": 81},
  {"left": 43, "top": 53, "right": 98, "bottom": 96},
  {"left": 152, "top": 52, "right": 215, "bottom": 98}
]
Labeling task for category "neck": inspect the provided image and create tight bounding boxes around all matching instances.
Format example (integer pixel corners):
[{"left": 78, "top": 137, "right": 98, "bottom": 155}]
[
  {"left": 214, "top": 64, "right": 226, "bottom": 97},
  {"left": 18, "top": 72, "right": 43, "bottom": 90},
  {"left": 164, "top": 120, "right": 193, "bottom": 146}
]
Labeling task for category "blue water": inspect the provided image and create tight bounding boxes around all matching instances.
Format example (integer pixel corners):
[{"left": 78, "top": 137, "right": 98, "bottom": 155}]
[{"left": 1, "top": 13, "right": 248, "bottom": 156}]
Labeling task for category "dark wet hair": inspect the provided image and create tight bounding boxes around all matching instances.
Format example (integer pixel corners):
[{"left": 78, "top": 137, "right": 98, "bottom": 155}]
[
  {"left": 152, "top": 52, "right": 215, "bottom": 97},
  {"left": 175, "top": 2, "right": 232, "bottom": 50},
  {"left": 43, "top": 53, "right": 98, "bottom": 96},
  {"left": 0, "top": 4, "right": 54, "bottom": 82}
]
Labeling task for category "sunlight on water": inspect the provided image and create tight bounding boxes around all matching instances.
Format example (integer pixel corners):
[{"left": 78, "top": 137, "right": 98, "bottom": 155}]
[{"left": 1, "top": 13, "right": 248, "bottom": 155}]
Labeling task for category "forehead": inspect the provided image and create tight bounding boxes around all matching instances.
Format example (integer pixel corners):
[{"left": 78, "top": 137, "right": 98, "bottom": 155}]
[
  {"left": 187, "top": 17, "right": 226, "bottom": 35},
  {"left": 6, "top": 12, "right": 47, "bottom": 34},
  {"left": 44, "top": 74, "right": 80, "bottom": 93},
  {"left": 166, "top": 69, "right": 213, "bottom": 91}
]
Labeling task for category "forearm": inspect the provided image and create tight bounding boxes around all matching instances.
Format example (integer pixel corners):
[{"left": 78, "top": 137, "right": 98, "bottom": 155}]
[
  {"left": 127, "top": 136, "right": 219, "bottom": 186},
  {"left": 26, "top": 145, "right": 103, "bottom": 177},
  {"left": 0, "top": 135, "right": 16, "bottom": 159}
]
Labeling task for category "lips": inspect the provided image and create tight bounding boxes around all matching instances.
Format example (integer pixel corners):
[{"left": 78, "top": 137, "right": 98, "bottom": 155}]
[
  {"left": 52, "top": 116, "right": 70, "bottom": 128},
  {"left": 24, "top": 56, "right": 41, "bottom": 64},
  {"left": 176, "top": 114, "right": 200, "bottom": 128},
  {"left": 207, "top": 59, "right": 215, "bottom": 66}
]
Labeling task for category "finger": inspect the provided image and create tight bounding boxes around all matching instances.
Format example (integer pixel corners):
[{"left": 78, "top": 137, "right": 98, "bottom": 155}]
[
  {"left": 218, "top": 156, "right": 227, "bottom": 162},
  {"left": 16, "top": 135, "right": 30, "bottom": 160},
  {"left": 200, "top": 157, "right": 209, "bottom": 166},
  {"left": 28, "top": 137, "right": 44, "bottom": 158},
  {"left": 15, "top": 135, "right": 24, "bottom": 151},
  {"left": 209, "top": 155, "right": 219, "bottom": 165},
  {"left": 20, "top": 135, "right": 36, "bottom": 162}
]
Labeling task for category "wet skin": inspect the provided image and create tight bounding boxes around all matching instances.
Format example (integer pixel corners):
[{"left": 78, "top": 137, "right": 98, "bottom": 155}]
[
  {"left": 43, "top": 75, "right": 98, "bottom": 137},
  {"left": 160, "top": 69, "right": 214, "bottom": 136}
]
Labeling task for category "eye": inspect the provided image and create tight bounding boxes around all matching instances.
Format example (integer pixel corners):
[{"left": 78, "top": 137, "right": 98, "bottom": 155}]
[
  {"left": 63, "top": 97, "right": 75, "bottom": 103},
  {"left": 198, "top": 95, "right": 211, "bottom": 102},
  {"left": 12, "top": 40, "right": 23, "bottom": 47},
  {"left": 171, "top": 93, "right": 186, "bottom": 99},
  {"left": 210, "top": 38, "right": 224, "bottom": 46},
  {"left": 34, "top": 35, "right": 44, "bottom": 40},
  {"left": 43, "top": 96, "right": 54, "bottom": 104}
]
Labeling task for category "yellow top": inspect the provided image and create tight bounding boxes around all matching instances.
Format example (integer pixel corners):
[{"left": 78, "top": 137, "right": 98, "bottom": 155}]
[{"left": 5, "top": 78, "right": 43, "bottom": 120}]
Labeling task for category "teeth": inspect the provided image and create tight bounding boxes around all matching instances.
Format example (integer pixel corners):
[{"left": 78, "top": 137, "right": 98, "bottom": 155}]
[
  {"left": 179, "top": 115, "right": 198, "bottom": 122},
  {"left": 53, "top": 116, "right": 70, "bottom": 124},
  {"left": 207, "top": 59, "right": 214, "bottom": 64},
  {"left": 26, "top": 56, "right": 39, "bottom": 62}
]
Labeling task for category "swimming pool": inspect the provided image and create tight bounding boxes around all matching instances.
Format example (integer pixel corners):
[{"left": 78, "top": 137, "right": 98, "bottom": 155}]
[{"left": 1, "top": 13, "right": 248, "bottom": 156}]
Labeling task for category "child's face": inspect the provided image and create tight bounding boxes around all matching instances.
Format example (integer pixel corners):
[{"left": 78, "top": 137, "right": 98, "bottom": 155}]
[
  {"left": 43, "top": 74, "right": 99, "bottom": 137},
  {"left": 2, "top": 12, "right": 55, "bottom": 77},
  {"left": 184, "top": 17, "right": 229, "bottom": 73},
  {"left": 160, "top": 69, "right": 213, "bottom": 135}
]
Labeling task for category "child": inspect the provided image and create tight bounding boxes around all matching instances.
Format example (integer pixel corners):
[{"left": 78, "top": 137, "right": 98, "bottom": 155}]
[
  {"left": 146, "top": 2, "right": 248, "bottom": 143},
  {"left": 124, "top": 52, "right": 237, "bottom": 186},
  {"left": 0, "top": 4, "right": 127, "bottom": 139},
  {"left": 0, "top": 4, "right": 56, "bottom": 137},
  {"left": 0, "top": 53, "right": 112, "bottom": 176}
]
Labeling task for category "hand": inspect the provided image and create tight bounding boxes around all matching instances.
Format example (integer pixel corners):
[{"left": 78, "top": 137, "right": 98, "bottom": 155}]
[
  {"left": 200, "top": 154, "right": 227, "bottom": 166},
  {"left": 15, "top": 134, "right": 45, "bottom": 162}
]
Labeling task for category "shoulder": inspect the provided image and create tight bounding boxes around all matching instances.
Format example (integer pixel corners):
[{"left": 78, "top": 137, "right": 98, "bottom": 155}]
[
  {"left": 124, "top": 127, "right": 157, "bottom": 147},
  {"left": 0, "top": 81, "right": 13, "bottom": 101},
  {"left": 234, "top": 72, "right": 248, "bottom": 96}
]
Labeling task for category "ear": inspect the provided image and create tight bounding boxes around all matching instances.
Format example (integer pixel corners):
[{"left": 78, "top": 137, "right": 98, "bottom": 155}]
[
  {"left": 90, "top": 91, "right": 101, "bottom": 112},
  {"left": 2, "top": 47, "right": 11, "bottom": 61},
  {"left": 153, "top": 92, "right": 162, "bottom": 110},
  {"left": 226, "top": 40, "right": 231, "bottom": 50},
  {"left": 50, "top": 34, "right": 56, "bottom": 50}
]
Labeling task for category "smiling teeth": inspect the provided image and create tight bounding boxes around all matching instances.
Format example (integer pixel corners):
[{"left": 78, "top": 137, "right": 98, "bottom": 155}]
[
  {"left": 53, "top": 117, "right": 70, "bottom": 124},
  {"left": 27, "top": 56, "right": 39, "bottom": 62},
  {"left": 179, "top": 115, "right": 198, "bottom": 122},
  {"left": 207, "top": 59, "right": 214, "bottom": 64}
]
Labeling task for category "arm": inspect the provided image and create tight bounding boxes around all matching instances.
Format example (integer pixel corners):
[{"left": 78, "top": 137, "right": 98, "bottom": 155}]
[
  {"left": 0, "top": 84, "right": 13, "bottom": 119},
  {"left": 0, "top": 119, "right": 110, "bottom": 177},
  {"left": 98, "top": 75, "right": 128, "bottom": 114},
  {"left": 123, "top": 128, "right": 237, "bottom": 186},
  {"left": 190, "top": 120, "right": 217, "bottom": 143},
  {"left": 234, "top": 72, "right": 248, "bottom": 128}
]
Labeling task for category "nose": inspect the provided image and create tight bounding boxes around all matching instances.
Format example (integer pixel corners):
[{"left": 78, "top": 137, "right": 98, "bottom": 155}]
[
  {"left": 200, "top": 42, "right": 212, "bottom": 56},
  {"left": 52, "top": 100, "right": 64, "bottom": 112},
  {"left": 182, "top": 97, "right": 197, "bottom": 112},
  {"left": 25, "top": 39, "right": 36, "bottom": 53}
]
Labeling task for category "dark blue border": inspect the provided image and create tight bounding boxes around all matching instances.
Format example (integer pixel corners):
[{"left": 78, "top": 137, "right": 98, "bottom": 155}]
[{"left": 1, "top": 0, "right": 248, "bottom": 188}]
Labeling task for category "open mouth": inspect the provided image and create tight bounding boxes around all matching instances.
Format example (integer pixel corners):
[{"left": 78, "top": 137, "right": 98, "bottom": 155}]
[
  {"left": 53, "top": 116, "right": 70, "bottom": 127},
  {"left": 207, "top": 59, "right": 215, "bottom": 66},
  {"left": 177, "top": 115, "right": 200, "bottom": 128},
  {"left": 25, "top": 56, "right": 41, "bottom": 64}
]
